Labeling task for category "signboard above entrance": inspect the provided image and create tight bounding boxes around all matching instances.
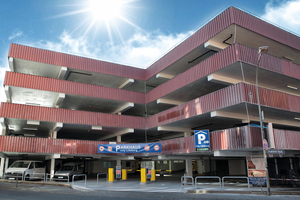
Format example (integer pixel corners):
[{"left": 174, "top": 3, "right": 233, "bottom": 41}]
[
  {"left": 194, "top": 130, "right": 210, "bottom": 151},
  {"left": 98, "top": 143, "right": 161, "bottom": 153}
]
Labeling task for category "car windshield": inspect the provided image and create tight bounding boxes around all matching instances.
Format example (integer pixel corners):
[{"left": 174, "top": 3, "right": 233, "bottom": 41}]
[
  {"left": 10, "top": 161, "right": 30, "bottom": 168},
  {"left": 61, "top": 166, "right": 74, "bottom": 171}
]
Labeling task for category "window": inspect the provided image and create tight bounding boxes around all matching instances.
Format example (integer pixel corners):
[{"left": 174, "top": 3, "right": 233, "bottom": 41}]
[
  {"left": 10, "top": 161, "right": 30, "bottom": 168},
  {"left": 29, "top": 163, "right": 34, "bottom": 169},
  {"left": 103, "top": 162, "right": 112, "bottom": 168},
  {"left": 35, "top": 162, "right": 45, "bottom": 168}
]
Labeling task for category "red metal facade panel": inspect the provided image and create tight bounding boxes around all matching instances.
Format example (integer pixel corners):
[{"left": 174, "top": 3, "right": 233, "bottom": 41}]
[
  {"left": 146, "top": 44, "right": 238, "bottom": 104},
  {"left": 160, "top": 136, "right": 196, "bottom": 155},
  {"left": 146, "top": 44, "right": 300, "bottom": 104},
  {"left": 243, "top": 84, "right": 300, "bottom": 113},
  {"left": 4, "top": 72, "right": 145, "bottom": 104},
  {"left": 0, "top": 136, "right": 108, "bottom": 155},
  {"left": 210, "top": 126, "right": 264, "bottom": 151},
  {"left": 237, "top": 44, "right": 300, "bottom": 80},
  {"left": 232, "top": 7, "right": 300, "bottom": 52},
  {"left": 273, "top": 129, "right": 300, "bottom": 150},
  {"left": 147, "top": 82, "right": 300, "bottom": 128},
  {"left": 0, "top": 136, "right": 196, "bottom": 155},
  {"left": 0, "top": 103, "right": 146, "bottom": 129},
  {"left": 147, "top": 83, "right": 246, "bottom": 128},
  {"left": 145, "top": 7, "right": 234, "bottom": 80},
  {"left": 8, "top": 44, "right": 145, "bottom": 80},
  {"left": 0, "top": 126, "right": 277, "bottom": 154}
]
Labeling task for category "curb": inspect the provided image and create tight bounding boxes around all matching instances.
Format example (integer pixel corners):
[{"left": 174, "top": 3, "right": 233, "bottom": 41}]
[
  {"left": 0, "top": 179, "right": 72, "bottom": 188},
  {"left": 188, "top": 189, "right": 300, "bottom": 196}
]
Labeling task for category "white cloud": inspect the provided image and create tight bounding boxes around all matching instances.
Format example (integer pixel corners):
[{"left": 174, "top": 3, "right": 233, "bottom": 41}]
[
  {"left": 34, "top": 30, "right": 192, "bottom": 68},
  {"left": 9, "top": 30, "right": 24, "bottom": 40},
  {"left": 262, "top": 0, "right": 300, "bottom": 35}
]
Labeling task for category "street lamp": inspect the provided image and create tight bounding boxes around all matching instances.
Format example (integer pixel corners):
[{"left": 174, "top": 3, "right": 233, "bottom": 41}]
[{"left": 256, "top": 46, "right": 270, "bottom": 196}]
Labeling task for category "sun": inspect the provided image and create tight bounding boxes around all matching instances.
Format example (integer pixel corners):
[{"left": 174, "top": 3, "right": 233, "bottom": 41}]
[
  {"left": 88, "top": 0, "right": 123, "bottom": 22},
  {"left": 48, "top": 0, "right": 141, "bottom": 44}
]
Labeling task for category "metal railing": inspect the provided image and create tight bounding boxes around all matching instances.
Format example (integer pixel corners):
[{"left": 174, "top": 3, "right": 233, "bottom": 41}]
[
  {"left": 72, "top": 174, "right": 87, "bottom": 187},
  {"left": 97, "top": 173, "right": 107, "bottom": 185},
  {"left": 180, "top": 176, "right": 194, "bottom": 190},
  {"left": 195, "top": 176, "right": 221, "bottom": 189},
  {"left": 222, "top": 176, "right": 249, "bottom": 190},
  {"left": 46, "top": 173, "right": 69, "bottom": 183}
]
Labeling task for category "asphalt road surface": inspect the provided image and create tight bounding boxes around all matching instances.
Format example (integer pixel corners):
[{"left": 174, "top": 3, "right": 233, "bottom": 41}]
[{"left": 0, "top": 182, "right": 300, "bottom": 200}]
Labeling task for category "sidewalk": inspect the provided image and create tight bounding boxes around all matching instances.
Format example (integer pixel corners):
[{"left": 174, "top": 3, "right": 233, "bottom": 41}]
[
  {"left": 70, "top": 178, "right": 300, "bottom": 195},
  {"left": 1, "top": 178, "right": 300, "bottom": 196}
]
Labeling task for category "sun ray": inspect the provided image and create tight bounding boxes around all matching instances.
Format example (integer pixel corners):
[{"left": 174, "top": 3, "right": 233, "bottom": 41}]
[
  {"left": 112, "top": 22, "right": 125, "bottom": 46},
  {"left": 45, "top": 9, "right": 88, "bottom": 19},
  {"left": 106, "top": 21, "right": 114, "bottom": 45},
  {"left": 83, "top": 20, "right": 96, "bottom": 38},
  {"left": 70, "top": 18, "right": 91, "bottom": 36},
  {"left": 45, "top": 0, "right": 140, "bottom": 46},
  {"left": 117, "top": 15, "right": 143, "bottom": 31}
]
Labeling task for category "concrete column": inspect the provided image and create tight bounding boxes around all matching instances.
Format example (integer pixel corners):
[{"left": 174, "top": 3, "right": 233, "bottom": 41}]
[
  {"left": 116, "top": 159, "right": 121, "bottom": 166},
  {"left": 5, "top": 158, "right": 9, "bottom": 170},
  {"left": 50, "top": 123, "right": 63, "bottom": 138},
  {"left": 275, "top": 158, "right": 278, "bottom": 175},
  {"left": 50, "top": 158, "right": 55, "bottom": 178},
  {"left": 117, "top": 136, "right": 121, "bottom": 143},
  {"left": 0, "top": 118, "right": 6, "bottom": 136},
  {"left": 185, "top": 158, "right": 193, "bottom": 177},
  {"left": 267, "top": 123, "right": 275, "bottom": 148},
  {"left": 184, "top": 132, "right": 191, "bottom": 137},
  {"left": 52, "top": 131, "right": 57, "bottom": 139},
  {"left": 290, "top": 158, "right": 294, "bottom": 170},
  {"left": 0, "top": 127, "right": 5, "bottom": 136},
  {"left": 160, "top": 161, "right": 164, "bottom": 177},
  {"left": 0, "top": 157, "right": 5, "bottom": 178}
]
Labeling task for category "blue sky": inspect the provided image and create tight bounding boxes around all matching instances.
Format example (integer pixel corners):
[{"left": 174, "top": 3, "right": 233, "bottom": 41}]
[{"left": 0, "top": 0, "right": 300, "bottom": 102}]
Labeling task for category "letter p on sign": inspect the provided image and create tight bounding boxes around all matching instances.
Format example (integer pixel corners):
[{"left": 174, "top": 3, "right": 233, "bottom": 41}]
[{"left": 198, "top": 134, "right": 206, "bottom": 144}]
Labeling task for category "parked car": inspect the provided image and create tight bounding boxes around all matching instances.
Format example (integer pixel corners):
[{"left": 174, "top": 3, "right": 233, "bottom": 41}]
[
  {"left": 53, "top": 162, "right": 84, "bottom": 181},
  {"left": 4, "top": 160, "right": 45, "bottom": 181}
]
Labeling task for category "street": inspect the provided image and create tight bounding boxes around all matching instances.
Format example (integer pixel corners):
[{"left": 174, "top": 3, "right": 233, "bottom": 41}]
[{"left": 0, "top": 182, "right": 299, "bottom": 200}]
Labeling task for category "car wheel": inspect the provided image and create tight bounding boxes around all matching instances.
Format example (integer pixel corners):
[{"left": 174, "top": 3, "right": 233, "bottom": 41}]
[{"left": 25, "top": 175, "right": 30, "bottom": 181}]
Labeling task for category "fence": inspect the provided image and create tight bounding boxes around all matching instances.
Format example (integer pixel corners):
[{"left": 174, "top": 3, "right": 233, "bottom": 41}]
[
  {"left": 180, "top": 176, "right": 194, "bottom": 190},
  {"left": 72, "top": 174, "right": 87, "bottom": 187},
  {"left": 97, "top": 173, "right": 107, "bottom": 185},
  {"left": 195, "top": 176, "right": 221, "bottom": 189},
  {"left": 222, "top": 176, "right": 250, "bottom": 190}
]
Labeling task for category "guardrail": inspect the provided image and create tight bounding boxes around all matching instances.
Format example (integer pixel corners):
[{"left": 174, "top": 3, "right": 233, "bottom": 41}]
[
  {"left": 46, "top": 173, "right": 69, "bottom": 183},
  {"left": 180, "top": 176, "right": 194, "bottom": 190},
  {"left": 97, "top": 173, "right": 107, "bottom": 185},
  {"left": 195, "top": 176, "right": 221, "bottom": 189},
  {"left": 72, "top": 174, "right": 87, "bottom": 187},
  {"left": 222, "top": 176, "right": 249, "bottom": 190}
]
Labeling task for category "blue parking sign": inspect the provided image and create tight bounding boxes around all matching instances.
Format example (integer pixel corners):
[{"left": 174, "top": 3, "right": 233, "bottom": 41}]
[{"left": 194, "top": 130, "right": 210, "bottom": 150}]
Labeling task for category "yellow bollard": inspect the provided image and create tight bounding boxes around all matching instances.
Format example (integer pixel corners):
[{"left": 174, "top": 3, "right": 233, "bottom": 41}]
[
  {"left": 108, "top": 168, "right": 114, "bottom": 182},
  {"left": 151, "top": 169, "right": 156, "bottom": 181},
  {"left": 122, "top": 169, "right": 127, "bottom": 180},
  {"left": 140, "top": 168, "right": 147, "bottom": 183}
]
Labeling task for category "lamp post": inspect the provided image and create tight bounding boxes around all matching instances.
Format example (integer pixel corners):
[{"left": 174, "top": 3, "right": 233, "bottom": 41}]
[{"left": 256, "top": 46, "right": 270, "bottom": 196}]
